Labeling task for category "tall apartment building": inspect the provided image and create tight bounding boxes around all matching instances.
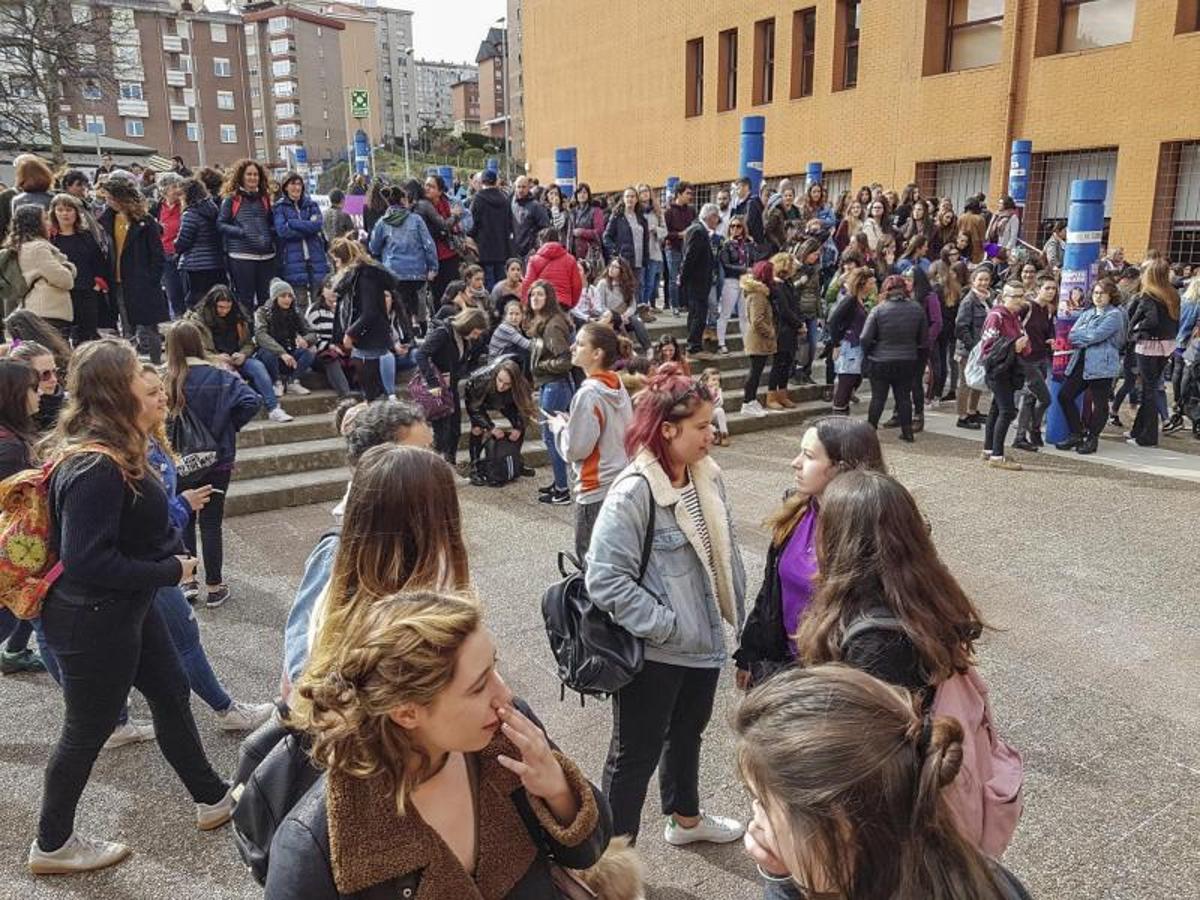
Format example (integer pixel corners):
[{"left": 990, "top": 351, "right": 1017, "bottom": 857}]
[
  {"left": 374, "top": 4, "right": 418, "bottom": 147},
  {"left": 414, "top": 60, "right": 476, "bottom": 130},
  {"left": 450, "top": 77, "right": 480, "bottom": 135},
  {"left": 242, "top": 2, "right": 350, "bottom": 168},
  {"left": 61, "top": 0, "right": 254, "bottom": 167},
  {"left": 522, "top": 0, "right": 1200, "bottom": 262},
  {"left": 505, "top": 0, "right": 526, "bottom": 164},
  {"left": 475, "top": 26, "right": 506, "bottom": 141}
]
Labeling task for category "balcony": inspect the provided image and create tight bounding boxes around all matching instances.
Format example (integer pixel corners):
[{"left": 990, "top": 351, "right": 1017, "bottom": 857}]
[
  {"left": 169, "top": 104, "right": 190, "bottom": 121},
  {"left": 165, "top": 69, "right": 187, "bottom": 87},
  {"left": 117, "top": 98, "right": 149, "bottom": 117},
  {"left": 162, "top": 34, "right": 183, "bottom": 53}
]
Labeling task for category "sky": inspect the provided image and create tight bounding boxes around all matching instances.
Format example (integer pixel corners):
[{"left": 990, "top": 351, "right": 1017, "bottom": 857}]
[{"left": 379, "top": 0, "right": 506, "bottom": 65}]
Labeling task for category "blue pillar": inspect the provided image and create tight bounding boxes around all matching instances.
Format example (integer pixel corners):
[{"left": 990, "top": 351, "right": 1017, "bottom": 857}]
[
  {"left": 1044, "top": 178, "right": 1107, "bottom": 443},
  {"left": 805, "top": 162, "right": 823, "bottom": 188},
  {"left": 438, "top": 165, "right": 454, "bottom": 192},
  {"left": 738, "top": 115, "right": 766, "bottom": 196},
  {"left": 1008, "top": 140, "right": 1031, "bottom": 208},
  {"left": 353, "top": 130, "right": 370, "bottom": 176},
  {"left": 485, "top": 157, "right": 499, "bottom": 174},
  {"left": 554, "top": 147, "right": 578, "bottom": 199}
]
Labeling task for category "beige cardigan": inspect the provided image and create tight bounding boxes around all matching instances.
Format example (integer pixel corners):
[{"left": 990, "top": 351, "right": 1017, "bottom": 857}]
[{"left": 19, "top": 239, "right": 76, "bottom": 323}]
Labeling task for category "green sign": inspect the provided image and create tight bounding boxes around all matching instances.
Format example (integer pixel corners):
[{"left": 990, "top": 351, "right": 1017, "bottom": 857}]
[{"left": 350, "top": 88, "right": 369, "bottom": 119}]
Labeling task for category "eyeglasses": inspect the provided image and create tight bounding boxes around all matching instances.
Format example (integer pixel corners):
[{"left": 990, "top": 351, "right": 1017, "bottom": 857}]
[{"left": 35, "top": 369, "right": 56, "bottom": 382}]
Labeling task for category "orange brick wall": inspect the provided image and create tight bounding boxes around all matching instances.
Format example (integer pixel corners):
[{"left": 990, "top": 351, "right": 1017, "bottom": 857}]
[{"left": 522, "top": 0, "right": 1200, "bottom": 257}]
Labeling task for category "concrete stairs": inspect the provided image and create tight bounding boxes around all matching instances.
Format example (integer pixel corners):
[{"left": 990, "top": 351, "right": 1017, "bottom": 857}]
[{"left": 225, "top": 317, "right": 831, "bottom": 516}]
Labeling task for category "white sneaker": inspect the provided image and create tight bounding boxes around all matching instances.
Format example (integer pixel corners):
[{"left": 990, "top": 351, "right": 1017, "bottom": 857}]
[
  {"left": 216, "top": 700, "right": 275, "bottom": 732},
  {"left": 196, "top": 786, "right": 236, "bottom": 831},
  {"left": 741, "top": 400, "right": 768, "bottom": 418},
  {"left": 663, "top": 812, "right": 745, "bottom": 846},
  {"left": 388, "top": 394, "right": 399, "bottom": 402},
  {"left": 102, "top": 720, "right": 156, "bottom": 751},
  {"left": 286, "top": 382, "right": 311, "bottom": 395},
  {"left": 29, "top": 833, "right": 132, "bottom": 874},
  {"left": 267, "top": 406, "right": 294, "bottom": 423},
  {"left": 272, "top": 381, "right": 284, "bottom": 398}
]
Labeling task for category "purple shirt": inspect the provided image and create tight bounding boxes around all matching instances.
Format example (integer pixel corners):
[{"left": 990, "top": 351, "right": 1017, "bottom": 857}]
[{"left": 779, "top": 505, "right": 819, "bottom": 656}]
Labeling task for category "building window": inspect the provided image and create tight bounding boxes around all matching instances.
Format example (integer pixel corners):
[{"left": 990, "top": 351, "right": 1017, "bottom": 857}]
[
  {"left": 273, "top": 81, "right": 296, "bottom": 97},
  {"left": 210, "top": 22, "right": 227, "bottom": 43},
  {"left": 119, "top": 82, "right": 143, "bottom": 100},
  {"left": 752, "top": 18, "right": 775, "bottom": 105},
  {"left": 268, "top": 16, "right": 289, "bottom": 35},
  {"left": 791, "top": 8, "right": 816, "bottom": 99},
  {"left": 82, "top": 81, "right": 102, "bottom": 101},
  {"left": 217, "top": 90, "right": 235, "bottom": 110},
  {"left": 1177, "top": 1, "right": 1200, "bottom": 33},
  {"left": 186, "top": 122, "right": 200, "bottom": 142},
  {"left": 114, "top": 45, "right": 142, "bottom": 75},
  {"left": 275, "top": 102, "right": 297, "bottom": 119},
  {"left": 124, "top": 119, "right": 144, "bottom": 137},
  {"left": 946, "top": 0, "right": 1005, "bottom": 70},
  {"left": 685, "top": 37, "right": 703, "bottom": 117},
  {"left": 83, "top": 114, "right": 105, "bottom": 135},
  {"left": 1059, "top": 0, "right": 1136, "bottom": 52},
  {"left": 271, "top": 60, "right": 295, "bottom": 78},
  {"left": 835, "top": 0, "right": 861, "bottom": 90},
  {"left": 270, "top": 38, "right": 292, "bottom": 55},
  {"left": 247, "top": 39, "right": 258, "bottom": 56},
  {"left": 182, "top": 88, "right": 196, "bottom": 108},
  {"left": 1022, "top": 148, "right": 1117, "bottom": 245},
  {"left": 717, "top": 28, "right": 737, "bottom": 112},
  {"left": 213, "top": 57, "right": 232, "bottom": 77},
  {"left": 220, "top": 124, "right": 237, "bottom": 143},
  {"left": 915, "top": 158, "right": 993, "bottom": 216},
  {"left": 1150, "top": 140, "right": 1200, "bottom": 264}
]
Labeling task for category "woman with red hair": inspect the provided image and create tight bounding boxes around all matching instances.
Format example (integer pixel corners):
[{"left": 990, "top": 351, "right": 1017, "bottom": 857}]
[{"left": 585, "top": 363, "right": 748, "bottom": 848}]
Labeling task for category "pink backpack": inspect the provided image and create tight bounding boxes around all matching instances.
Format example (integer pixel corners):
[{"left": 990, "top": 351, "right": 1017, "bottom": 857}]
[{"left": 842, "top": 611, "right": 1024, "bottom": 857}]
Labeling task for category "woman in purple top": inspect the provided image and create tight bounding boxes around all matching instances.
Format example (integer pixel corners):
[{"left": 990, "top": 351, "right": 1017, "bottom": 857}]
[{"left": 734, "top": 418, "right": 885, "bottom": 688}]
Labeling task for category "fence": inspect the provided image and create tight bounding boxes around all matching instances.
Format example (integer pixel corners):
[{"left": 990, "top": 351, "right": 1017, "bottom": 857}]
[{"left": 1150, "top": 140, "right": 1200, "bottom": 265}]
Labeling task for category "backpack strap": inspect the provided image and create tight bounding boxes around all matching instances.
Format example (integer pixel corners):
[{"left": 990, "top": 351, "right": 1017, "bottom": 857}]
[
  {"left": 634, "top": 473, "right": 656, "bottom": 584},
  {"left": 839, "top": 606, "right": 904, "bottom": 652}
]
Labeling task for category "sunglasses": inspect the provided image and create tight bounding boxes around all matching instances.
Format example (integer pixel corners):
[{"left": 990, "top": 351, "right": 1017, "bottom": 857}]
[{"left": 35, "top": 369, "right": 57, "bottom": 382}]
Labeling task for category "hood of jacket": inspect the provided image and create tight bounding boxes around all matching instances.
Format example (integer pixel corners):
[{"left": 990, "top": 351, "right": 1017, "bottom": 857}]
[
  {"left": 739, "top": 274, "right": 770, "bottom": 297},
  {"left": 189, "top": 197, "right": 218, "bottom": 222},
  {"left": 381, "top": 205, "right": 410, "bottom": 227},
  {"left": 475, "top": 186, "right": 509, "bottom": 211},
  {"left": 533, "top": 241, "right": 568, "bottom": 263},
  {"left": 582, "top": 369, "right": 626, "bottom": 405}
]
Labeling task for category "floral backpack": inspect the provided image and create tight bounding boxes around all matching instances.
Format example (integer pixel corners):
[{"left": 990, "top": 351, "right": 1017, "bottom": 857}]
[{"left": 0, "top": 446, "right": 114, "bottom": 619}]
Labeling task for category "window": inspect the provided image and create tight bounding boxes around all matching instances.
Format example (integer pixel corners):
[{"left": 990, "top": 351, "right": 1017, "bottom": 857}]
[
  {"left": 217, "top": 90, "right": 235, "bottom": 110},
  {"left": 1059, "top": 0, "right": 1136, "bottom": 52},
  {"left": 244, "top": 23, "right": 255, "bottom": 37},
  {"left": 250, "top": 84, "right": 261, "bottom": 99},
  {"left": 8, "top": 76, "right": 36, "bottom": 99},
  {"left": 124, "top": 119, "right": 144, "bottom": 137},
  {"left": 752, "top": 19, "right": 776, "bottom": 105},
  {"left": 119, "top": 82, "right": 144, "bottom": 100},
  {"left": 114, "top": 44, "right": 142, "bottom": 74},
  {"left": 78, "top": 43, "right": 97, "bottom": 66},
  {"left": 270, "top": 38, "right": 292, "bottom": 55},
  {"left": 213, "top": 57, "right": 232, "bottom": 77},
  {"left": 176, "top": 18, "right": 190, "bottom": 38},
  {"left": 82, "top": 81, "right": 102, "bottom": 100},
  {"left": 182, "top": 88, "right": 195, "bottom": 107},
  {"left": 84, "top": 114, "right": 105, "bottom": 135},
  {"left": 247, "top": 39, "right": 258, "bottom": 56},
  {"left": 268, "top": 16, "right": 289, "bottom": 34},
  {"left": 220, "top": 124, "right": 237, "bottom": 144},
  {"left": 210, "top": 22, "right": 227, "bottom": 43},
  {"left": 277, "top": 123, "right": 299, "bottom": 140},
  {"left": 1150, "top": 141, "right": 1200, "bottom": 264},
  {"left": 685, "top": 38, "right": 704, "bottom": 116},
  {"left": 271, "top": 60, "right": 296, "bottom": 78},
  {"left": 178, "top": 54, "right": 192, "bottom": 73},
  {"left": 946, "top": 0, "right": 1004, "bottom": 70},
  {"left": 275, "top": 102, "right": 297, "bottom": 119},
  {"left": 836, "top": 0, "right": 861, "bottom": 89},
  {"left": 273, "top": 80, "right": 296, "bottom": 97},
  {"left": 186, "top": 122, "right": 200, "bottom": 142},
  {"left": 1023, "top": 148, "right": 1117, "bottom": 244},
  {"left": 717, "top": 28, "right": 737, "bottom": 112},
  {"left": 791, "top": 8, "right": 816, "bottom": 98},
  {"left": 915, "top": 158, "right": 992, "bottom": 215}
]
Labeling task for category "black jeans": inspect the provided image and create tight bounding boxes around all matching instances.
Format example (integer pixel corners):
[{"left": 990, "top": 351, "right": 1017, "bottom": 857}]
[
  {"left": 743, "top": 355, "right": 770, "bottom": 404},
  {"left": 432, "top": 388, "right": 462, "bottom": 463},
  {"left": 1016, "top": 358, "right": 1051, "bottom": 437},
  {"left": 867, "top": 360, "right": 917, "bottom": 430},
  {"left": 1130, "top": 354, "right": 1168, "bottom": 446},
  {"left": 70, "top": 288, "right": 101, "bottom": 346},
  {"left": 1111, "top": 347, "right": 1141, "bottom": 413},
  {"left": 832, "top": 373, "right": 861, "bottom": 414},
  {"left": 1058, "top": 366, "right": 1113, "bottom": 438},
  {"left": 227, "top": 257, "right": 275, "bottom": 309},
  {"left": 684, "top": 284, "right": 707, "bottom": 351},
  {"left": 984, "top": 370, "right": 1019, "bottom": 456},
  {"left": 432, "top": 256, "right": 461, "bottom": 310},
  {"left": 183, "top": 468, "right": 232, "bottom": 586},
  {"left": 910, "top": 349, "right": 930, "bottom": 416},
  {"left": 769, "top": 348, "right": 795, "bottom": 391},
  {"left": 37, "top": 592, "right": 227, "bottom": 851},
  {"left": 602, "top": 660, "right": 720, "bottom": 840},
  {"left": 318, "top": 356, "right": 354, "bottom": 397}
]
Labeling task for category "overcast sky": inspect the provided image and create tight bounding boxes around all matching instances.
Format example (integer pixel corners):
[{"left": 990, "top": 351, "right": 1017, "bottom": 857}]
[{"left": 380, "top": 0, "right": 506, "bottom": 65}]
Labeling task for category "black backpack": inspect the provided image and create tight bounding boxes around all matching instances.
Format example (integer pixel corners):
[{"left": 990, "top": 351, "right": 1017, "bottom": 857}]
[
  {"left": 541, "top": 475, "right": 655, "bottom": 700},
  {"left": 483, "top": 436, "right": 521, "bottom": 485},
  {"left": 230, "top": 710, "right": 322, "bottom": 885}
]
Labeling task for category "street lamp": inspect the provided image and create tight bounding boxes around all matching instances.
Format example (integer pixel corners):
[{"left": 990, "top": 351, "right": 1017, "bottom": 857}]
[{"left": 493, "top": 16, "right": 510, "bottom": 183}]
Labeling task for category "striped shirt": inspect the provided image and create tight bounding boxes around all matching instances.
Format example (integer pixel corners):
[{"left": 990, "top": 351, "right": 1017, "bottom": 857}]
[{"left": 679, "top": 480, "right": 715, "bottom": 580}]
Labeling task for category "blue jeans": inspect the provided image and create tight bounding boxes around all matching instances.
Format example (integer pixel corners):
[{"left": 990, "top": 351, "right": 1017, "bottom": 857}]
[
  {"left": 163, "top": 255, "right": 187, "bottom": 320},
  {"left": 238, "top": 357, "right": 279, "bottom": 411},
  {"left": 1, "top": 611, "right": 61, "bottom": 682},
  {"left": 254, "top": 346, "right": 315, "bottom": 385},
  {"left": 539, "top": 379, "right": 574, "bottom": 490},
  {"left": 154, "top": 586, "right": 232, "bottom": 713},
  {"left": 763, "top": 878, "right": 802, "bottom": 899},
  {"left": 482, "top": 261, "right": 507, "bottom": 291},
  {"left": 640, "top": 259, "right": 662, "bottom": 308},
  {"left": 664, "top": 248, "right": 683, "bottom": 311}
]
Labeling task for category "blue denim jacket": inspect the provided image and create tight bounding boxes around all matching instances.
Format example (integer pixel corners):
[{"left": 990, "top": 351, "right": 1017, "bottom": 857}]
[
  {"left": 1067, "top": 305, "right": 1126, "bottom": 380},
  {"left": 282, "top": 531, "right": 339, "bottom": 687},
  {"left": 369, "top": 207, "right": 438, "bottom": 281},
  {"left": 585, "top": 452, "right": 746, "bottom": 669}
]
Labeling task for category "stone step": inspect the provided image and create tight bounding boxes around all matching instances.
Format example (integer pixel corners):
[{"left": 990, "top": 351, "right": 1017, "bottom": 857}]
[{"left": 224, "top": 398, "right": 829, "bottom": 517}]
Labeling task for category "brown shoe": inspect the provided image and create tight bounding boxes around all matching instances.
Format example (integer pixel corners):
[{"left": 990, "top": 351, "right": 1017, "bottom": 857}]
[
  {"left": 912, "top": 416, "right": 924, "bottom": 433},
  {"left": 765, "top": 390, "right": 786, "bottom": 411},
  {"left": 987, "top": 456, "right": 1023, "bottom": 471},
  {"left": 778, "top": 391, "right": 797, "bottom": 409}
]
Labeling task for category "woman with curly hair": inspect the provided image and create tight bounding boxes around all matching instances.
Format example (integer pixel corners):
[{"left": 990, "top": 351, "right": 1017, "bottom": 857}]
[{"left": 217, "top": 159, "right": 276, "bottom": 310}]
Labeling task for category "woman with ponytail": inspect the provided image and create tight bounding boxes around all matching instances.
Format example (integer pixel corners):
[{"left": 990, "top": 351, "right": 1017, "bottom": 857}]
[{"left": 735, "top": 665, "right": 1033, "bottom": 900}]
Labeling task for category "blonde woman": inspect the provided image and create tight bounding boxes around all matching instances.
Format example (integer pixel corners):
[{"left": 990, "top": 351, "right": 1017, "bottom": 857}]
[{"left": 636, "top": 183, "right": 667, "bottom": 314}]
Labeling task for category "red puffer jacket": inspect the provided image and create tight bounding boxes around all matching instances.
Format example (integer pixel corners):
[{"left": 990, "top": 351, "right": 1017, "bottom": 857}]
[{"left": 519, "top": 241, "right": 583, "bottom": 309}]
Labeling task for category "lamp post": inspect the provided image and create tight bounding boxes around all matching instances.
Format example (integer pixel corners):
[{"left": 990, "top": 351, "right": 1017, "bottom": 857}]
[{"left": 493, "top": 16, "right": 510, "bottom": 183}]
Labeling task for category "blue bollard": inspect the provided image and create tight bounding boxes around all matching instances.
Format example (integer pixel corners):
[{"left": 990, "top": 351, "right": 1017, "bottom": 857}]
[
  {"left": 554, "top": 147, "right": 577, "bottom": 200},
  {"left": 739, "top": 116, "right": 766, "bottom": 196}
]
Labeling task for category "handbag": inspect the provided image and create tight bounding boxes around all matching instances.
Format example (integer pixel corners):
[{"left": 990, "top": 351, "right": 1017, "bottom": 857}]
[
  {"left": 964, "top": 342, "right": 988, "bottom": 392},
  {"left": 167, "top": 404, "right": 219, "bottom": 489},
  {"left": 407, "top": 367, "right": 455, "bottom": 420}
]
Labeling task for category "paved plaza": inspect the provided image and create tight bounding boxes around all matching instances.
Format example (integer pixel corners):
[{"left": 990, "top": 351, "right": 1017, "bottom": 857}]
[{"left": 1, "top": 420, "right": 1198, "bottom": 899}]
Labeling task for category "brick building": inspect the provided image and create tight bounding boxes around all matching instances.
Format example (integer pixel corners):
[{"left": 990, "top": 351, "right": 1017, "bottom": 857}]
[
  {"left": 451, "top": 78, "right": 481, "bottom": 135},
  {"left": 475, "top": 26, "right": 507, "bottom": 141},
  {"left": 521, "top": 0, "right": 1200, "bottom": 261},
  {"left": 414, "top": 60, "right": 477, "bottom": 130}
]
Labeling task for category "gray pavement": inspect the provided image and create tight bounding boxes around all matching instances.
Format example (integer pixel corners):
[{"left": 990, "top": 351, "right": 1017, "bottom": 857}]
[{"left": 2, "top": 420, "right": 1198, "bottom": 899}]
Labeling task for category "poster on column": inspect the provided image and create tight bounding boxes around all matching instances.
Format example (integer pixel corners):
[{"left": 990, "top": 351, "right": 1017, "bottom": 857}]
[{"left": 1053, "top": 262, "right": 1098, "bottom": 376}]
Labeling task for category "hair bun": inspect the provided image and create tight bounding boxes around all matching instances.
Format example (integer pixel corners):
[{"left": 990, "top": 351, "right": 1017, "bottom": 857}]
[{"left": 928, "top": 715, "right": 965, "bottom": 788}]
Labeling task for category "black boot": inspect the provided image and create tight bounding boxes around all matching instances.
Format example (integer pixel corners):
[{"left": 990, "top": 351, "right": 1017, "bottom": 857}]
[
  {"left": 1055, "top": 433, "right": 1082, "bottom": 451},
  {"left": 1163, "top": 414, "right": 1184, "bottom": 434},
  {"left": 1030, "top": 428, "right": 1044, "bottom": 447},
  {"left": 882, "top": 415, "right": 900, "bottom": 429},
  {"left": 899, "top": 428, "right": 915, "bottom": 443},
  {"left": 1075, "top": 434, "right": 1099, "bottom": 455},
  {"left": 1012, "top": 435, "right": 1039, "bottom": 452}
]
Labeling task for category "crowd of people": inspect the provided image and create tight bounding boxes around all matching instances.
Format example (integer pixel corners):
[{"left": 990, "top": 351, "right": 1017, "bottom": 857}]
[{"left": 2, "top": 150, "right": 1198, "bottom": 898}]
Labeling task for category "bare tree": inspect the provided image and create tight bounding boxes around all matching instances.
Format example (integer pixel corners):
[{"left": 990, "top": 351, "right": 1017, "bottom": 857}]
[{"left": 0, "top": 0, "right": 137, "bottom": 164}]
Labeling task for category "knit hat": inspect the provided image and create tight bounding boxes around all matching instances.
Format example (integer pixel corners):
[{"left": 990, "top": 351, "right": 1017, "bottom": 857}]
[{"left": 269, "top": 278, "right": 294, "bottom": 303}]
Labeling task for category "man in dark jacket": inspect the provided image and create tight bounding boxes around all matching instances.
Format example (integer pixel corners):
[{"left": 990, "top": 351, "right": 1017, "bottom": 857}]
[
  {"left": 732, "top": 176, "right": 765, "bottom": 248},
  {"left": 681, "top": 204, "right": 722, "bottom": 353},
  {"left": 511, "top": 176, "right": 549, "bottom": 263},
  {"left": 664, "top": 182, "right": 696, "bottom": 314},
  {"left": 469, "top": 169, "right": 513, "bottom": 289}
]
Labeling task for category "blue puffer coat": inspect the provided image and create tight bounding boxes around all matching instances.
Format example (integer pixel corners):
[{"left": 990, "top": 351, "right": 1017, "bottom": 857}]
[
  {"left": 273, "top": 192, "right": 330, "bottom": 287},
  {"left": 368, "top": 205, "right": 438, "bottom": 281},
  {"left": 174, "top": 198, "right": 224, "bottom": 272},
  {"left": 217, "top": 190, "right": 275, "bottom": 257},
  {"left": 1067, "top": 304, "right": 1127, "bottom": 381}
]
